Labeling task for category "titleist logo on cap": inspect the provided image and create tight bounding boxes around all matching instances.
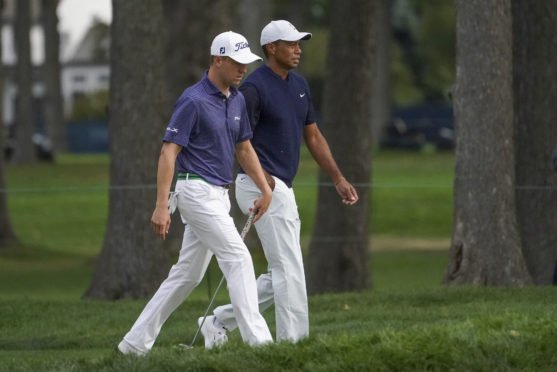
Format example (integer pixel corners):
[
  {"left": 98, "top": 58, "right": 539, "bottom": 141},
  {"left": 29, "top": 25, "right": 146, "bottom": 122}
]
[{"left": 234, "top": 42, "right": 249, "bottom": 52}]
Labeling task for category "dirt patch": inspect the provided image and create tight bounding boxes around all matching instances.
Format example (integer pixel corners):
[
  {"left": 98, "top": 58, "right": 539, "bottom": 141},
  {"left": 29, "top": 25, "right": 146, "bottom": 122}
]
[{"left": 371, "top": 236, "right": 450, "bottom": 251}]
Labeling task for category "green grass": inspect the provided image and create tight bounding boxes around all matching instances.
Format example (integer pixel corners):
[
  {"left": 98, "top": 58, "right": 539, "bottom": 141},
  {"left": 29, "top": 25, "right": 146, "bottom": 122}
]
[
  {"left": 4, "top": 149, "right": 454, "bottom": 256},
  {"left": 4, "top": 154, "right": 109, "bottom": 255},
  {"left": 294, "top": 148, "right": 454, "bottom": 239},
  {"left": 1, "top": 287, "right": 556, "bottom": 371},
  {"left": 7, "top": 151, "right": 554, "bottom": 371}
]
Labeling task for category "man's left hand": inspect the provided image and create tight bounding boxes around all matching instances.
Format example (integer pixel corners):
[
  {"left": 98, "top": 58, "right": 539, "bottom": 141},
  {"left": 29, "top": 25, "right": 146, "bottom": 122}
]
[{"left": 335, "top": 178, "right": 358, "bottom": 205}]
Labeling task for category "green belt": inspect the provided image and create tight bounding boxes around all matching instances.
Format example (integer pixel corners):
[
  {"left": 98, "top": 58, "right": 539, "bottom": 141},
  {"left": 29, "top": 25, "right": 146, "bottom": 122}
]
[
  {"left": 177, "top": 172, "right": 231, "bottom": 189},
  {"left": 177, "top": 173, "right": 207, "bottom": 182}
]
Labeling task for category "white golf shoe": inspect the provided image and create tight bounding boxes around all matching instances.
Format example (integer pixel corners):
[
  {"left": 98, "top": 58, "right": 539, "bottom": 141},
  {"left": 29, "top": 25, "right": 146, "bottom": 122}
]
[
  {"left": 198, "top": 315, "right": 228, "bottom": 349},
  {"left": 117, "top": 339, "right": 147, "bottom": 356}
]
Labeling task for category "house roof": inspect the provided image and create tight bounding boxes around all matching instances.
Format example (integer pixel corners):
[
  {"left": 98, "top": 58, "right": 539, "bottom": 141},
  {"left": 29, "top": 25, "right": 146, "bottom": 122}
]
[{"left": 69, "top": 18, "right": 110, "bottom": 63}]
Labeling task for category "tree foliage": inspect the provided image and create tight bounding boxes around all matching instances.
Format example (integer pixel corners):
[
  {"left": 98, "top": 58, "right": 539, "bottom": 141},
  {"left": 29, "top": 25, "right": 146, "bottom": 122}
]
[{"left": 70, "top": 90, "right": 109, "bottom": 121}]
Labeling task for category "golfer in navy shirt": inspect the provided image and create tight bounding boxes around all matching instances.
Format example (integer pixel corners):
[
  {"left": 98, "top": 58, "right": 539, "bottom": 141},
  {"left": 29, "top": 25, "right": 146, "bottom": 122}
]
[
  {"left": 117, "top": 31, "right": 273, "bottom": 355},
  {"left": 205, "top": 21, "right": 359, "bottom": 345}
]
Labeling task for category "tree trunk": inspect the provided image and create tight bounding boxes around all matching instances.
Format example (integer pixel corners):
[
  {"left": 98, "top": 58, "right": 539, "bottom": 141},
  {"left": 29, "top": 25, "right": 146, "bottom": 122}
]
[
  {"left": 306, "top": 0, "right": 378, "bottom": 294},
  {"left": 0, "top": 142, "right": 16, "bottom": 247},
  {"left": 512, "top": 0, "right": 557, "bottom": 285},
  {"left": 13, "top": 0, "right": 35, "bottom": 164},
  {"left": 444, "top": 0, "right": 531, "bottom": 286},
  {"left": 236, "top": 0, "right": 270, "bottom": 75},
  {"left": 232, "top": 0, "right": 271, "bottom": 252},
  {"left": 162, "top": 0, "right": 235, "bottom": 101},
  {"left": 42, "top": 0, "right": 66, "bottom": 154},
  {"left": 0, "top": 0, "right": 17, "bottom": 247},
  {"left": 84, "top": 0, "right": 169, "bottom": 299},
  {"left": 287, "top": 0, "right": 310, "bottom": 30},
  {"left": 158, "top": 0, "right": 235, "bottom": 255}
]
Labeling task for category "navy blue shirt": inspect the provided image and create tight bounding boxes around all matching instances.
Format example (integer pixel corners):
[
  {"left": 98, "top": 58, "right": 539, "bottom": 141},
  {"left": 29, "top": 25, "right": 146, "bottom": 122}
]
[
  {"left": 164, "top": 72, "right": 252, "bottom": 186},
  {"left": 239, "top": 65, "right": 315, "bottom": 187}
]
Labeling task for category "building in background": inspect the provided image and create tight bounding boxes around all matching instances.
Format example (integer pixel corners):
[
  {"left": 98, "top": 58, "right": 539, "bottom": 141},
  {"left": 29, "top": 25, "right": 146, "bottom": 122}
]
[
  {"left": 61, "top": 18, "right": 109, "bottom": 118},
  {"left": 1, "top": 0, "right": 110, "bottom": 153}
]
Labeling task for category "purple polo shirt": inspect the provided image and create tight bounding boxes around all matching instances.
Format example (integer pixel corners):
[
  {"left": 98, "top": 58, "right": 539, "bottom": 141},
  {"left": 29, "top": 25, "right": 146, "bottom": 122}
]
[{"left": 163, "top": 72, "right": 252, "bottom": 186}]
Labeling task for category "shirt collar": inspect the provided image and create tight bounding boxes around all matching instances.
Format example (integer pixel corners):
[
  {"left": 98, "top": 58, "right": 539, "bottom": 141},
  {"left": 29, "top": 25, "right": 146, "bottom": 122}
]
[
  {"left": 201, "top": 71, "right": 238, "bottom": 99},
  {"left": 262, "top": 64, "right": 290, "bottom": 81}
]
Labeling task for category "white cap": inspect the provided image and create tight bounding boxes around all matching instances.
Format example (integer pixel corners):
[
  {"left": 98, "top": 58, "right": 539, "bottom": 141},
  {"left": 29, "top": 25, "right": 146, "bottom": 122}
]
[
  {"left": 260, "top": 20, "right": 312, "bottom": 46},
  {"left": 210, "top": 31, "right": 262, "bottom": 64}
]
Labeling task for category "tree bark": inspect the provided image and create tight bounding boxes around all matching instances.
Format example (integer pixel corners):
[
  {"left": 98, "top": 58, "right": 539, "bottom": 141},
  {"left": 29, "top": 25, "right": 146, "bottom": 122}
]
[
  {"left": 13, "top": 0, "right": 35, "bottom": 164},
  {"left": 158, "top": 0, "right": 235, "bottom": 255},
  {"left": 444, "top": 0, "right": 531, "bottom": 286},
  {"left": 42, "top": 0, "right": 66, "bottom": 154},
  {"left": 0, "top": 0, "right": 17, "bottom": 247},
  {"left": 512, "top": 0, "right": 557, "bottom": 285},
  {"left": 306, "top": 0, "right": 378, "bottom": 294},
  {"left": 236, "top": 0, "right": 270, "bottom": 75},
  {"left": 231, "top": 0, "right": 271, "bottom": 252},
  {"left": 84, "top": 0, "right": 169, "bottom": 299},
  {"left": 162, "top": 0, "right": 235, "bottom": 101},
  {"left": 287, "top": 0, "right": 310, "bottom": 30}
]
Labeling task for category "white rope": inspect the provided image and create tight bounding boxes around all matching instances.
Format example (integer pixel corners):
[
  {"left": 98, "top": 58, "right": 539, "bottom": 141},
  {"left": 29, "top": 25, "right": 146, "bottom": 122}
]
[{"left": 1, "top": 182, "right": 557, "bottom": 194}]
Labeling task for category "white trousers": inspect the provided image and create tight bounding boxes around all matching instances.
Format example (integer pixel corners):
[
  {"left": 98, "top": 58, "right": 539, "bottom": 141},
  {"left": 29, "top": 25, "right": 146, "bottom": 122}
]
[
  {"left": 214, "top": 174, "right": 309, "bottom": 342},
  {"left": 122, "top": 179, "right": 272, "bottom": 352}
]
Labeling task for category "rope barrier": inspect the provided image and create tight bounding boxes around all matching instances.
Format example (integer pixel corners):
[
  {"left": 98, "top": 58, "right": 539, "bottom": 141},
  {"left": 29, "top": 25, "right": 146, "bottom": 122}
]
[{"left": 1, "top": 182, "right": 556, "bottom": 194}]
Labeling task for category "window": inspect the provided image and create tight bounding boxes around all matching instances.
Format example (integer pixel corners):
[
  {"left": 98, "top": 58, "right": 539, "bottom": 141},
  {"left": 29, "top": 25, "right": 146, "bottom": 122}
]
[{"left": 72, "top": 75, "right": 86, "bottom": 83}]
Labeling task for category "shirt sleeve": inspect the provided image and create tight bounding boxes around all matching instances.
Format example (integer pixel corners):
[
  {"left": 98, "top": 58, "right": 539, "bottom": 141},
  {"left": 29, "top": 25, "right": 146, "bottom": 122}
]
[
  {"left": 163, "top": 97, "right": 197, "bottom": 147},
  {"left": 304, "top": 80, "right": 316, "bottom": 125},
  {"left": 305, "top": 91, "right": 316, "bottom": 125},
  {"left": 237, "top": 95, "right": 253, "bottom": 143},
  {"left": 239, "top": 82, "right": 261, "bottom": 131}
]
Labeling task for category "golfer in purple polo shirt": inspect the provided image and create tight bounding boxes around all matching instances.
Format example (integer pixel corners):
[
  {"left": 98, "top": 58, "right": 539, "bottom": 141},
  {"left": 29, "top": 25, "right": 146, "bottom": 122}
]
[
  {"left": 117, "top": 31, "right": 273, "bottom": 355},
  {"left": 202, "top": 20, "right": 359, "bottom": 346}
]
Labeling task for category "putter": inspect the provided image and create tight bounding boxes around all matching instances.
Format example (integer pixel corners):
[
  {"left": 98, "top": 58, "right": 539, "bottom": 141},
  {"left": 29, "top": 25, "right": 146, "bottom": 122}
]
[{"left": 178, "top": 210, "right": 256, "bottom": 349}]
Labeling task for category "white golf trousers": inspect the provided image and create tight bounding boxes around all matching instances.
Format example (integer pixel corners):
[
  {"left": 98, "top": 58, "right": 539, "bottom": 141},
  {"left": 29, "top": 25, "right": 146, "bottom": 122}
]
[
  {"left": 214, "top": 174, "right": 309, "bottom": 342},
  {"left": 122, "top": 179, "right": 272, "bottom": 352}
]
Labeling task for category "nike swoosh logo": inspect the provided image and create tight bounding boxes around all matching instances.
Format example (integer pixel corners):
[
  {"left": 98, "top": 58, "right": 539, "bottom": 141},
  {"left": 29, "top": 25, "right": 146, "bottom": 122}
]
[{"left": 299, "top": 93, "right": 306, "bottom": 98}]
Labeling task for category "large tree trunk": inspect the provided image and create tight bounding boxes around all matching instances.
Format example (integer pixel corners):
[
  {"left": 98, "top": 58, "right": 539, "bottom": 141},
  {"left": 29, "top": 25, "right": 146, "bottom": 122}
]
[
  {"left": 84, "top": 0, "right": 169, "bottom": 299},
  {"left": 287, "top": 0, "right": 310, "bottom": 29},
  {"left": 42, "top": 0, "right": 65, "bottom": 154},
  {"left": 306, "top": 0, "right": 378, "bottom": 294},
  {"left": 512, "top": 0, "right": 557, "bottom": 285},
  {"left": 13, "top": 0, "right": 35, "bottom": 164},
  {"left": 231, "top": 0, "right": 271, "bottom": 252},
  {"left": 444, "top": 0, "right": 531, "bottom": 286},
  {"left": 0, "top": 0, "right": 17, "bottom": 248},
  {"left": 162, "top": 0, "right": 234, "bottom": 101},
  {"left": 159, "top": 0, "right": 235, "bottom": 255},
  {"left": 236, "top": 0, "right": 270, "bottom": 75}
]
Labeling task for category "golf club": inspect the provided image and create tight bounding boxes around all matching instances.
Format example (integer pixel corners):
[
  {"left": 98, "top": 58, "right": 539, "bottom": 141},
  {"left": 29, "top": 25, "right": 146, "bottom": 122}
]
[{"left": 178, "top": 210, "right": 256, "bottom": 349}]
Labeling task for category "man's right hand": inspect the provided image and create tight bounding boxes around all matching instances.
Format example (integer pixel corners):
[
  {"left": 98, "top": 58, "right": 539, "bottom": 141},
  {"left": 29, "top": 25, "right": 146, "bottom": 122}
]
[
  {"left": 151, "top": 205, "right": 171, "bottom": 240},
  {"left": 250, "top": 190, "right": 272, "bottom": 223}
]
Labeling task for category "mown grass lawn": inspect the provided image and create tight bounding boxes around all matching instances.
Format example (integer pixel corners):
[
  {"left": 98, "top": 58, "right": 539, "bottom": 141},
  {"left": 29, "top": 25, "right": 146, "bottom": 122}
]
[
  {"left": 3, "top": 151, "right": 555, "bottom": 371},
  {"left": 1, "top": 286, "right": 556, "bottom": 371}
]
